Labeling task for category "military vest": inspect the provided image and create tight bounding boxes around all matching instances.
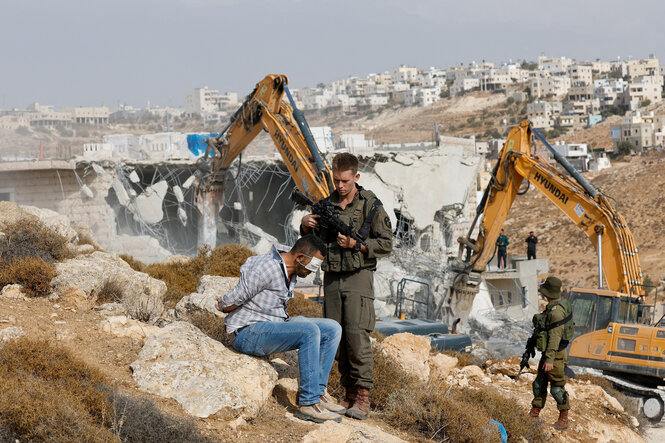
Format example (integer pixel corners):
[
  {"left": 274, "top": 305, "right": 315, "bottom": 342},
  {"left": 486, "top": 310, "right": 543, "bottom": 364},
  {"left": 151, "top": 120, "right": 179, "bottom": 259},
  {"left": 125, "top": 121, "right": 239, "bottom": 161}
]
[
  {"left": 319, "top": 188, "right": 381, "bottom": 273},
  {"left": 532, "top": 299, "right": 574, "bottom": 352}
]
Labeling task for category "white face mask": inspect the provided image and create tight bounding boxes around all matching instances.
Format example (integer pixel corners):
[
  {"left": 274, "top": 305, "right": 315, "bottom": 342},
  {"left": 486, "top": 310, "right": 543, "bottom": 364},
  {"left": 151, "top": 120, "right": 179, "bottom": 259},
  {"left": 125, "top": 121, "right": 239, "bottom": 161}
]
[{"left": 302, "top": 256, "right": 323, "bottom": 272}]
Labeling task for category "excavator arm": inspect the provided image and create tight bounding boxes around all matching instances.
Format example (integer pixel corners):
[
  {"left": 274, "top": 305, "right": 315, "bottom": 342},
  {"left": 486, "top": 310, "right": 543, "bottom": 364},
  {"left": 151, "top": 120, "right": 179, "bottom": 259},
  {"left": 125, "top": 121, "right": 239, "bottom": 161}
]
[
  {"left": 459, "top": 120, "right": 642, "bottom": 295},
  {"left": 198, "top": 74, "right": 334, "bottom": 202}
]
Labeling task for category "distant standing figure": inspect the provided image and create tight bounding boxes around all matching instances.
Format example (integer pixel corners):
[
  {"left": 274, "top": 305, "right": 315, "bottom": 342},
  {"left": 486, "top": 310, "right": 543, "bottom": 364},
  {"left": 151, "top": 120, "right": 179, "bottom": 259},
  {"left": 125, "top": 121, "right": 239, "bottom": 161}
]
[
  {"left": 526, "top": 231, "right": 538, "bottom": 260},
  {"left": 496, "top": 229, "right": 509, "bottom": 269}
]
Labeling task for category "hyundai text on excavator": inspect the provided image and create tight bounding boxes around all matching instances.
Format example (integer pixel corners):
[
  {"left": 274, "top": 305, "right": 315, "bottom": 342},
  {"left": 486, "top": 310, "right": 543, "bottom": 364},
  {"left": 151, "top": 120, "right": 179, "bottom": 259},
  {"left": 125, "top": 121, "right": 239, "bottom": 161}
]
[
  {"left": 193, "top": 74, "right": 334, "bottom": 245},
  {"left": 457, "top": 120, "right": 665, "bottom": 423}
]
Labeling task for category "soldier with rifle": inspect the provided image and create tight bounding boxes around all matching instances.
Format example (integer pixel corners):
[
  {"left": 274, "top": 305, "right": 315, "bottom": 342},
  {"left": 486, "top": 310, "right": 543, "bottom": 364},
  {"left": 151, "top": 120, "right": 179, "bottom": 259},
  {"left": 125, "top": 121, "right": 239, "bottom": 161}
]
[
  {"left": 521, "top": 276, "right": 574, "bottom": 431},
  {"left": 300, "top": 153, "right": 393, "bottom": 420}
]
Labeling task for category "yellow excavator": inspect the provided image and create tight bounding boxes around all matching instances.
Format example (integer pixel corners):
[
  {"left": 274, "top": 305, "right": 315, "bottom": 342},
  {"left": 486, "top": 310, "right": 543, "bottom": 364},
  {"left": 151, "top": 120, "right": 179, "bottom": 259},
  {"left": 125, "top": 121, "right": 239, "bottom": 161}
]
[
  {"left": 457, "top": 120, "right": 665, "bottom": 423},
  {"left": 193, "top": 74, "right": 334, "bottom": 244}
]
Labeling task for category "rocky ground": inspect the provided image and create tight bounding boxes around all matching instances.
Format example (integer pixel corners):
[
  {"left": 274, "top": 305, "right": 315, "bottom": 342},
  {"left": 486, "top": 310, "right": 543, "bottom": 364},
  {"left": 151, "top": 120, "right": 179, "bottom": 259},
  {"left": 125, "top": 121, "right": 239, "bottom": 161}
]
[{"left": 0, "top": 201, "right": 654, "bottom": 442}]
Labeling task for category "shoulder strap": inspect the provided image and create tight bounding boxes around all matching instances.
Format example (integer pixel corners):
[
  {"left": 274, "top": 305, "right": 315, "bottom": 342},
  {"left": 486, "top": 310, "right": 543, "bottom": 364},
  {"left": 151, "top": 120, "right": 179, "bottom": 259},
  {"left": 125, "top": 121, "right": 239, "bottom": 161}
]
[
  {"left": 357, "top": 195, "right": 382, "bottom": 240},
  {"left": 545, "top": 302, "right": 573, "bottom": 331}
]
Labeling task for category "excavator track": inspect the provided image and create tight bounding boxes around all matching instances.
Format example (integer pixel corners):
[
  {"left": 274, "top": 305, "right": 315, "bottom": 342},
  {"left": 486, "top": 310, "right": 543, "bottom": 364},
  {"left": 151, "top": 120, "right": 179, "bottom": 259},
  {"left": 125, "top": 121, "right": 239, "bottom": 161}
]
[{"left": 603, "top": 374, "right": 665, "bottom": 425}]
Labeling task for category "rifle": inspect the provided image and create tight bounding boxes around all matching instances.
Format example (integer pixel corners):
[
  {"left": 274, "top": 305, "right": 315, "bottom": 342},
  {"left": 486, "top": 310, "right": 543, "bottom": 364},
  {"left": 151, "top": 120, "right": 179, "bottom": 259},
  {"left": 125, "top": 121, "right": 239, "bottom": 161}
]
[
  {"left": 291, "top": 189, "right": 368, "bottom": 248},
  {"left": 516, "top": 334, "right": 537, "bottom": 382}
]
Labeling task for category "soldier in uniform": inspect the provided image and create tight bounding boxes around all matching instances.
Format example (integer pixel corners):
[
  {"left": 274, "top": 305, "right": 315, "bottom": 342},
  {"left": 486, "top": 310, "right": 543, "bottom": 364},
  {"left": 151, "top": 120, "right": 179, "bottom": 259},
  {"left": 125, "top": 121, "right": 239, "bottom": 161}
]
[
  {"left": 301, "top": 153, "right": 393, "bottom": 420},
  {"left": 529, "top": 276, "right": 574, "bottom": 431}
]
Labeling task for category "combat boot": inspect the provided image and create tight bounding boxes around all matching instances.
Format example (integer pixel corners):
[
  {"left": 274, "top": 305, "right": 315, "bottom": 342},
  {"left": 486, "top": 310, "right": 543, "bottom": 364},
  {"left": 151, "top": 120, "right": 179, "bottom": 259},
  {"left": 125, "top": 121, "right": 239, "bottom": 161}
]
[
  {"left": 346, "top": 387, "right": 370, "bottom": 420},
  {"left": 553, "top": 410, "right": 569, "bottom": 431},
  {"left": 340, "top": 386, "right": 357, "bottom": 410},
  {"left": 529, "top": 407, "right": 541, "bottom": 418}
]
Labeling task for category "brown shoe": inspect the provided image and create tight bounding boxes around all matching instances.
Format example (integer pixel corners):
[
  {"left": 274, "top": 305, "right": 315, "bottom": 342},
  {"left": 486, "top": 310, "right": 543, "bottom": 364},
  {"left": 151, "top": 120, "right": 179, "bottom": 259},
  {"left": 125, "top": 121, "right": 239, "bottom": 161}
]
[
  {"left": 553, "top": 410, "right": 569, "bottom": 431},
  {"left": 346, "top": 387, "right": 370, "bottom": 420},
  {"left": 340, "top": 386, "right": 357, "bottom": 410},
  {"left": 529, "top": 407, "right": 541, "bottom": 418},
  {"left": 320, "top": 392, "right": 346, "bottom": 414},
  {"left": 295, "top": 403, "right": 343, "bottom": 423}
]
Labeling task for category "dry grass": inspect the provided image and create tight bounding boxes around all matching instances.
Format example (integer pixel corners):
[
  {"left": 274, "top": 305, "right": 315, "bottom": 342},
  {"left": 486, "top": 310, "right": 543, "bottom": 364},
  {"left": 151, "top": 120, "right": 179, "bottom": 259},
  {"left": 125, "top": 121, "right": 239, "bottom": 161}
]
[
  {"left": 188, "top": 311, "right": 235, "bottom": 347},
  {"left": 0, "top": 338, "right": 211, "bottom": 443},
  {"left": 287, "top": 292, "right": 323, "bottom": 318},
  {"left": 0, "top": 257, "right": 57, "bottom": 297},
  {"left": 96, "top": 279, "right": 125, "bottom": 305},
  {"left": 123, "top": 244, "right": 254, "bottom": 309},
  {"left": 383, "top": 383, "right": 502, "bottom": 443},
  {"left": 72, "top": 221, "right": 102, "bottom": 250},
  {"left": 119, "top": 254, "right": 146, "bottom": 272},
  {"left": 0, "top": 218, "right": 74, "bottom": 264}
]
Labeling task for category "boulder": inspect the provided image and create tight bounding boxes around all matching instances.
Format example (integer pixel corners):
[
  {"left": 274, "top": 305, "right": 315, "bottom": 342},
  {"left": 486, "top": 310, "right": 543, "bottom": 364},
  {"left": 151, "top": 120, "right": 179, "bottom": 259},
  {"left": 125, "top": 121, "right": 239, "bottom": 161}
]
[
  {"left": 130, "top": 321, "right": 277, "bottom": 419},
  {"left": 100, "top": 315, "right": 160, "bottom": 340},
  {"left": 51, "top": 251, "right": 166, "bottom": 323},
  {"left": 459, "top": 365, "right": 486, "bottom": 381},
  {"left": 174, "top": 276, "right": 238, "bottom": 320},
  {"left": 380, "top": 333, "right": 431, "bottom": 381},
  {"left": 0, "top": 201, "right": 78, "bottom": 243},
  {"left": 1, "top": 284, "right": 27, "bottom": 301},
  {"left": 0, "top": 326, "right": 25, "bottom": 344},
  {"left": 428, "top": 353, "right": 458, "bottom": 380}
]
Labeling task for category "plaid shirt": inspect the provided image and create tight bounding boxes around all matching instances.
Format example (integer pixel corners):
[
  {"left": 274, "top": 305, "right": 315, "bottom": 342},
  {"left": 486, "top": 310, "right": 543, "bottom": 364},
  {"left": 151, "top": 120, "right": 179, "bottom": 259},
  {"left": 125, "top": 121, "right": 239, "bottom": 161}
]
[{"left": 221, "top": 244, "right": 295, "bottom": 333}]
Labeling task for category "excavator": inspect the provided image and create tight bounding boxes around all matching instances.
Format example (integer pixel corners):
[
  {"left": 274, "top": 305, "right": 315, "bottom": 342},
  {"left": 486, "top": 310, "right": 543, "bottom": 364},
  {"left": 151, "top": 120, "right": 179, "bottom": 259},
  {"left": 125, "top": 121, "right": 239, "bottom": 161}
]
[
  {"left": 193, "top": 74, "right": 334, "bottom": 244},
  {"left": 456, "top": 120, "right": 665, "bottom": 423}
]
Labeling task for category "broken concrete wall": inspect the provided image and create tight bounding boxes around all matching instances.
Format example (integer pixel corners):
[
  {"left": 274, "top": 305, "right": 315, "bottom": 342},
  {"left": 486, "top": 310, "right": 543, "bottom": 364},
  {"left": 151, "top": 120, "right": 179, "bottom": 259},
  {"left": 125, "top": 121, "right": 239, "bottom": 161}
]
[{"left": 0, "top": 160, "right": 116, "bottom": 246}]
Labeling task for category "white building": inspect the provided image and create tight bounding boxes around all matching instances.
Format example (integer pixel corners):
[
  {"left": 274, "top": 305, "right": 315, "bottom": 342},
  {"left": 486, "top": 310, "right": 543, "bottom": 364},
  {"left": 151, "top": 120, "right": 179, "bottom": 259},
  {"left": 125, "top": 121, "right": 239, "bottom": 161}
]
[{"left": 310, "top": 126, "right": 334, "bottom": 153}]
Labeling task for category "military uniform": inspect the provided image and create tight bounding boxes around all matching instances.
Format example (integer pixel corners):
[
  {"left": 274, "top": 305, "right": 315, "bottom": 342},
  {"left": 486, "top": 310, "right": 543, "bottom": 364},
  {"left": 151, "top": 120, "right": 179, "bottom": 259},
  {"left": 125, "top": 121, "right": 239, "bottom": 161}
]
[
  {"left": 310, "top": 185, "right": 392, "bottom": 392},
  {"left": 530, "top": 276, "right": 574, "bottom": 431}
]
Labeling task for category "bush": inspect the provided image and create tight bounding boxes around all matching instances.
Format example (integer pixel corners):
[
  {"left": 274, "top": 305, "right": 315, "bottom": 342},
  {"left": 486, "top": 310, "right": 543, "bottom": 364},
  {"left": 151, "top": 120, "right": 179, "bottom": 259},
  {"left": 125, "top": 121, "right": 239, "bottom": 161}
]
[
  {"left": 287, "top": 292, "right": 323, "bottom": 318},
  {"left": 120, "top": 254, "right": 146, "bottom": 272},
  {"left": 384, "top": 383, "right": 501, "bottom": 443},
  {"left": 110, "top": 392, "right": 211, "bottom": 443},
  {"left": 0, "top": 338, "right": 212, "bottom": 443},
  {"left": 137, "top": 244, "right": 254, "bottom": 309},
  {"left": 616, "top": 140, "right": 636, "bottom": 156},
  {"left": 0, "top": 257, "right": 57, "bottom": 297},
  {"left": 96, "top": 279, "right": 125, "bottom": 304},
  {"left": 0, "top": 218, "right": 74, "bottom": 264},
  {"left": 188, "top": 311, "right": 234, "bottom": 346}
]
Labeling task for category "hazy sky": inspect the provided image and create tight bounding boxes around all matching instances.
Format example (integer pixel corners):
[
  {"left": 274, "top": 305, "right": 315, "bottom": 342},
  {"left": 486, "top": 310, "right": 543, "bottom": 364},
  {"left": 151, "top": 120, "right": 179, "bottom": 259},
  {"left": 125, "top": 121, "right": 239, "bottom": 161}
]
[{"left": 2, "top": 0, "right": 664, "bottom": 109}]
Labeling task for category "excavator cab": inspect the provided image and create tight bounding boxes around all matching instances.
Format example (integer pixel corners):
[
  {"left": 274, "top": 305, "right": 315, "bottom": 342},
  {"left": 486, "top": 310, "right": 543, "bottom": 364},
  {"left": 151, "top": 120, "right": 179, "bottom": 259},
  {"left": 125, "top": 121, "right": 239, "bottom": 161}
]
[{"left": 567, "top": 288, "right": 655, "bottom": 338}]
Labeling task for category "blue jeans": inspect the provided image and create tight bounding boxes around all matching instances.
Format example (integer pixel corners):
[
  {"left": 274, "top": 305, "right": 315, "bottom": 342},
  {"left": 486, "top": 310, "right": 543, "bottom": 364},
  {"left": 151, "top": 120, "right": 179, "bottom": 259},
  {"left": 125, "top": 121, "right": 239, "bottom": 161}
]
[{"left": 232, "top": 316, "right": 342, "bottom": 406}]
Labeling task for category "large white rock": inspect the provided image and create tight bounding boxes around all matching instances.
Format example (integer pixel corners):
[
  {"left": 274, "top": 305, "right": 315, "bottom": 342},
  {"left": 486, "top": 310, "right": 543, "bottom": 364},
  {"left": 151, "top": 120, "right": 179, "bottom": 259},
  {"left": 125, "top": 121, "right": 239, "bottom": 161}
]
[
  {"left": 51, "top": 251, "right": 166, "bottom": 323},
  {"left": 130, "top": 321, "right": 278, "bottom": 419},
  {"left": 380, "top": 333, "right": 431, "bottom": 381},
  {"left": 0, "top": 201, "right": 78, "bottom": 243},
  {"left": 174, "top": 276, "right": 238, "bottom": 320},
  {"left": 428, "top": 353, "right": 458, "bottom": 380}
]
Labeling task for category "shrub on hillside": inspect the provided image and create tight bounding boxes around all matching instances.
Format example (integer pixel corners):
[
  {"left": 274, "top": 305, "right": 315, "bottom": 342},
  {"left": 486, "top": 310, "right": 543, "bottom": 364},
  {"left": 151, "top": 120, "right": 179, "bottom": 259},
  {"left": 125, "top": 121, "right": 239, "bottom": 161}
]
[
  {"left": 188, "top": 311, "right": 234, "bottom": 346},
  {"left": 96, "top": 279, "right": 125, "bottom": 304},
  {"left": 0, "top": 257, "right": 57, "bottom": 297},
  {"left": 0, "top": 338, "right": 211, "bottom": 443},
  {"left": 0, "top": 219, "right": 74, "bottom": 264},
  {"left": 127, "top": 244, "right": 255, "bottom": 309},
  {"left": 287, "top": 292, "right": 323, "bottom": 318}
]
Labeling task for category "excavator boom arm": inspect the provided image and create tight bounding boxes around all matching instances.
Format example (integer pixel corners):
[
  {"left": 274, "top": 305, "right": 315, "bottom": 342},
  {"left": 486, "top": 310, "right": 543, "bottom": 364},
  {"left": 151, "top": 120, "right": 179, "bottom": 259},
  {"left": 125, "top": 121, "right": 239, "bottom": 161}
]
[
  {"left": 464, "top": 120, "right": 642, "bottom": 294},
  {"left": 200, "top": 74, "right": 333, "bottom": 202}
]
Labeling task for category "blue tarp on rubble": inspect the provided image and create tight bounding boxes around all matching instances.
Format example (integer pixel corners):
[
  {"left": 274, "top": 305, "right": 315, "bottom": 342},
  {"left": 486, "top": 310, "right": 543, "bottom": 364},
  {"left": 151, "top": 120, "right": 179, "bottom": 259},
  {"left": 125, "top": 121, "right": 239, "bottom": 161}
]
[{"left": 187, "top": 133, "right": 219, "bottom": 157}]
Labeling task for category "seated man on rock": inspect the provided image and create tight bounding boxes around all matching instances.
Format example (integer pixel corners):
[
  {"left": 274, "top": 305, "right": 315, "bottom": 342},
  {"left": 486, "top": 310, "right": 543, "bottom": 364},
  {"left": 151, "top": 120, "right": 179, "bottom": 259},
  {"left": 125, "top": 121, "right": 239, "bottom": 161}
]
[{"left": 216, "top": 234, "right": 345, "bottom": 423}]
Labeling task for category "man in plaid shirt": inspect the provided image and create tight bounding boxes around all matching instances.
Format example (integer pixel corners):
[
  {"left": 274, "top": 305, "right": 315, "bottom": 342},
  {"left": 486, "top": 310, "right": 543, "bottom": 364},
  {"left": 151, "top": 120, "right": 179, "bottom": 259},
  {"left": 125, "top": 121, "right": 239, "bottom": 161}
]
[{"left": 217, "top": 234, "right": 345, "bottom": 423}]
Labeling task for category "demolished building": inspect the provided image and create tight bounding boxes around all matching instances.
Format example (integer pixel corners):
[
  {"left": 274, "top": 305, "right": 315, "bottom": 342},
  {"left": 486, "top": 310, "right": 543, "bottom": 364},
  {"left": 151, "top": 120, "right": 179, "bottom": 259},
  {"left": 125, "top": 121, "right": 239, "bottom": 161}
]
[{"left": 0, "top": 140, "right": 545, "bottom": 337}]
